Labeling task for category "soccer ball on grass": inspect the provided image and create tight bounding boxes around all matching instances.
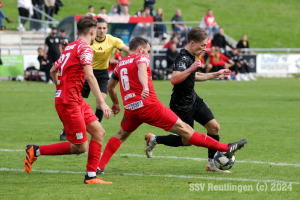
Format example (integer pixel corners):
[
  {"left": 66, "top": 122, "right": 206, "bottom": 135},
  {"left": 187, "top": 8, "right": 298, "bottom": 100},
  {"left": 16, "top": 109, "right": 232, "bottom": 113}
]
[{"left": 213, "top": 151, "right": 235, "bottom": 170}]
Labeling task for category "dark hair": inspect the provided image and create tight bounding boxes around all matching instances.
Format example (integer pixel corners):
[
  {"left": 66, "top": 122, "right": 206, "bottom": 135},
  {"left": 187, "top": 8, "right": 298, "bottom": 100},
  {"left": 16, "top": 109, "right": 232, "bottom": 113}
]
[
  {"left": 51, "top": 27, "right": 57, "bottom": 30},
  {"left": 101, "top": 6, "right": 106, "bottom": 10},
  {"left": 187, "top": 27, "right": 207, "bottom": 43},
  {"left": 129, "top": 37, "right": 150, "bottom": 50},
  {"left": 77, "top": 15, "right": 97, "bottom": 35},
  {"left": 59, "top": 29, "right": 65, "bottom": 32},
  {"left": 37, "top": 47, "right": 42, "bottom": 51},
  {"left": 97, "top": 17, "right": 107, "bottom": 24},
  {"left": 89, "top": 5, "right": 93, "bottom": 9}
]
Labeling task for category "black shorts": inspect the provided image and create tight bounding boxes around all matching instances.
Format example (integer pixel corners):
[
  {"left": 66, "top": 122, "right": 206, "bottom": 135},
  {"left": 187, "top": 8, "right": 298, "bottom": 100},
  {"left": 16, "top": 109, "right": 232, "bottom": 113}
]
[
  {"left": 81, "top": 69, "right": 109, "bottom": 98},
  {"left": 47, "top": 52, "right": 60, "bottom": 64},
  {"left": 170, "top": 96, "right": 214, "bottom": 128}
]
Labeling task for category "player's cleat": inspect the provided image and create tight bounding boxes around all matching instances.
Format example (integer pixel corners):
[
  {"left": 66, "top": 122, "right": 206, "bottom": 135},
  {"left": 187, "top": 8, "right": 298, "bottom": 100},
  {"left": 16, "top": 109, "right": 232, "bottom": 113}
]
[
  {"left": 206, "top": 160, "right": 231, "bottom": 173},
  {"left": 96, "top": 168, "right": 105, "bottom": 175},
  {"left": 60, "top": 129, "right": 66, "bottom": 141},
  {"left": 223, "top": 139, "right": 247, "bottom": 158},
  {"left": 24, "top": 144, "right": 39, "bottom": 173},
  {"left": 145, "top": 133, "right": 157, "bottom": 158},
  {"left": 83, "top": 175, "right": 112, "bottom": 184},
  {"left": 248, "top": 73, "right": 257, "bottom": 81}
]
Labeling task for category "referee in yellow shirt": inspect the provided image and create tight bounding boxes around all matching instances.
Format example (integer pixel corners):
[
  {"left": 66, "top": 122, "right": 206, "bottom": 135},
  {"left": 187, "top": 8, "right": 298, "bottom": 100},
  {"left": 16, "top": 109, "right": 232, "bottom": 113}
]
[{"left": 82, "top": 18, "right": 130, "bottom": 122}]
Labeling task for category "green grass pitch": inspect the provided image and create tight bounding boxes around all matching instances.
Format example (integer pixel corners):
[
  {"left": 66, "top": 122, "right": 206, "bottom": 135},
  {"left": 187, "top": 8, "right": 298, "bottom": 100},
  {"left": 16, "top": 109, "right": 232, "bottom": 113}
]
[{"left": 0, "top": 78, "right": 300, "bottom": 199}]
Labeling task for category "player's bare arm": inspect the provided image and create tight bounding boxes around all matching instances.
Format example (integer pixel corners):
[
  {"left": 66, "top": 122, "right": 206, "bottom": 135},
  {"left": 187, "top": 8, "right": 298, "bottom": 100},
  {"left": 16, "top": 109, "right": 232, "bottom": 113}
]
[
  {"left": 195, "top": 68, "right": 230, "bottom": 81},
  {"left": 170, "top": 60, "right": 202, "bottom": 85},
  {"left": 84, "top": 64, "right": 111, "bottom": 120},
  {"left": 121, "top": 45, "right": 130, "bottom": 53},
  {"left": 59, "top": 43, "right": 62, "bottom": 54},
  {"left": 107, "top": 77, "right": 121, "bottom": 117},
  {"left": 137, "top": 63, "right": 149, "bottom": 99},
  {"left": 50, "top": 65, "right": 58, "bottom": 85}
]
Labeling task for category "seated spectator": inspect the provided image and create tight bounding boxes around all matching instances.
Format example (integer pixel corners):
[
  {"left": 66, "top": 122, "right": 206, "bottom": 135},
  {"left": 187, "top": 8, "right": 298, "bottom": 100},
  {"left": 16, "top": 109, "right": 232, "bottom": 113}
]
[
  {"left": 97, "top": 6, "right": 108, "bottom": 17},
  {"left": 212, "top": 27, "right": 233, "bottom": 54},
  {"left": 236, "top": 35, "right": 250, "bottom": 53},
  {"left": 37, "top": 47, "right": 51, "bottom": 83},
  {"left": 163, "top": 35, "right": 178, "bottom": 49},
  {"left": 109, "top": 6, "right": 119, "bottom": 16},
  {"left": 144, "top": 0, "right": 155, "bottom": 16},
  {"left": 207, "top": 46, "right": 234, "bottom": 74},
  {"left": 120, "top": 5, "right": 130, "bottom": 17},
  {"left": 204, "top": 9, "right": 219, "bottom": 38},
  {"left": 235, "top": 49, "right": 256, "bottom": 81},
  {"left": 133, "top": 9, "right": 150, "bottom": 38},
  {"left": 171, "top": 9, "right": 190, "bottom": 39},
  {"left": 117, "top": 0, "right": 130, "bottom": 14},
  {"left": 166, "top": 43, "right": 178, "bottom": 68},
  {"left": 86, "top": 5, "right": 96, "bottom": 17},
  {"left": 0, "top": 2, "right": 13, "bottom": 30},
  {"left": 204, "top": 27, "right": 212, "bottom": 61},
  {"left": 154, "top": 8, "right": 167, "bottom": 40}
]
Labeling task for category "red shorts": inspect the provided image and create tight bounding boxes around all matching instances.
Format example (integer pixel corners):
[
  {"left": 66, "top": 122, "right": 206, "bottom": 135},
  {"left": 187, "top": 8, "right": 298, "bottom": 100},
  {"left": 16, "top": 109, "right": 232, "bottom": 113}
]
[
  {"left": 121, "top": 100, "right": 179, "bottom": 133},
  {"left": 55, "top": 101, "right": 98, "bottom": 144}
]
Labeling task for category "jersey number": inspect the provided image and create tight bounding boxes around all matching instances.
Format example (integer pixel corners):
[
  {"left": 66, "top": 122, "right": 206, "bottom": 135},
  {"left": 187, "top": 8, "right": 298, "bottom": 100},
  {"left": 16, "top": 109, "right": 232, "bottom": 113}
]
[
  {"left": 58, "top": 52, "right": 71, "bottom": 76},
  {"left": 120, "top": 68, "right": 130, "bottom": 91}
]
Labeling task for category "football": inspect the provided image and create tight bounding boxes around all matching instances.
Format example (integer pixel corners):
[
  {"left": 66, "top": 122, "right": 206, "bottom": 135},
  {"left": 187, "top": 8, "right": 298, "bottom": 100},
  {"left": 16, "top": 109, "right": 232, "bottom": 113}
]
[{"left": 213, "top": 151, "right": 235, "bottom": 170}]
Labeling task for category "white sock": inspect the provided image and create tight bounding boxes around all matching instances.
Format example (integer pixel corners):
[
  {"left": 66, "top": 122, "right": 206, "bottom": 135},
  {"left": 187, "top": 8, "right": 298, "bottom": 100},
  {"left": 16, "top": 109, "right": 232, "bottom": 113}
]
[
  {"left": 36, "top": 149, "right": 41, "bottom": 156},
  {"left": 87, "top": 172, "right": 96, "bottom": 177}
]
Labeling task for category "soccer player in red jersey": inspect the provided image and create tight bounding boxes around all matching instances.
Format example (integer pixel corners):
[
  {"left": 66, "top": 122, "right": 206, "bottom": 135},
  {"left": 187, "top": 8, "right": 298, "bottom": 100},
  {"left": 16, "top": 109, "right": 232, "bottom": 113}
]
[
  {"left": 96, "top": 37, "right": 247, "bottom": 174},
  {"left": 23, "top": 15, "right": 112, "bottom": 184}
]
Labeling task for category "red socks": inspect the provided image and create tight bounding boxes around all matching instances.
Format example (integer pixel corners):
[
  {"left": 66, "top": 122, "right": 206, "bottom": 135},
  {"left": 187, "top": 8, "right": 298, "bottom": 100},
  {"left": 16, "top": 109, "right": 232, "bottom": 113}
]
[
  {"left": 39, "top": 142, "right": 71, "bottom": 155},
  {"left": 188, "top": 131, "right": 229, "bottom": 152},
  {"left": 86, "top": 140, "right": 102, "bottom": 172},
  {"left": 98, "top": 137, "right": 122, "bottom": 170}
]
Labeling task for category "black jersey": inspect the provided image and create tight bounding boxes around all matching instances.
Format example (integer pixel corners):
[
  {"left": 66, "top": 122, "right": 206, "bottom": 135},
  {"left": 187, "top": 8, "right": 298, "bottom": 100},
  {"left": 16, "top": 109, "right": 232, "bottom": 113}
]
[
  {"left": 45, "top": 35, "right": 60, "bottom": 54},
  {"left": 170, "top": 49, "right": 197, "bottom": 110}
]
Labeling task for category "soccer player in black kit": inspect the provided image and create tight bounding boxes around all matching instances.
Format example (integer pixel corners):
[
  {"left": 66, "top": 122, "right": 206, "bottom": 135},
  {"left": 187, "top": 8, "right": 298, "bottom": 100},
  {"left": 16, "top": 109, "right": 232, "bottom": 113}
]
[{"left": 145, "top": 27, "right": 233, "bottom": 172}]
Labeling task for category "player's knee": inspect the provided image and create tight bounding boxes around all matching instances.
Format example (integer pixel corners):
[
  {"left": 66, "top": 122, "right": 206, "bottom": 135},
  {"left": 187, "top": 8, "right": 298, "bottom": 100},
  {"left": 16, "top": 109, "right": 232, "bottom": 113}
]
[
  {"left": 74, "top": 143, "right": 88, "bottom": 154},
  {"left": 209, "top": 123, "right": 220, "bottom": 135}
]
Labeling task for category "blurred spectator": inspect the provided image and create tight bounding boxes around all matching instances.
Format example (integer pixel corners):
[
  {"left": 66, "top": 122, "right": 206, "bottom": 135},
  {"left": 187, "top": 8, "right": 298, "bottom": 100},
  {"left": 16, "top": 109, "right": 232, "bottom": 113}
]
[
  {"left": 237, "top": 35, "right": 250, "bottom": 53},
  {"left": 32, "top": 0, "right": 44, "bottom": 30},
  {"left": 0, "top": 2, "right": 13, "bottom": 30},
  {"left": 17, "top": 0, "right": 32, "bottom": 31},
  {"left": 236, "top": 49, "right": 256, "bottom": 81},
  {"left": 120, "top": 5, "right": 130, "bottom": 17},
  {"left": 227, "top": 48, "right": 239, "bottom": 79},
  {"left": 204, "top": 9, "right": 219, "bottom": 38},
  {"left": 109, "top": 6, "right": 119, "bottom": 16},
  {"left": 86, "top": 5, "right": 96, "bottom": 17},
  {"left": 133, "top": 9, "right": 150, "bottom": 38},
  {"left": 166, "top": 43, "right": 178, "bottom": 68},
  {"left": 212, "top": 27, "right": 233, "bottom": 54},
  {"left": 30, "top": 1, "right": 40, "bottom": 31},
  {"left": 207, "top": 46, "right": 234, "bottom": 73},
  {"left": 154, "top": 8, "right": 167, "bottom": 40},
  {"left": 134, "top": 7, "right": 150, "bottom": 17},
  {"left": 97, "top": 6, "right": 107, "bottom": 17},
  {"left": 43, "top": 27, "right": 62, "bottom": 83},
  {"left": 117, "top": 0, "right": 130, "bottom": 14},
  {"left": 163, "top": 35, "right": 178, "bottom": 49},
  {"left": 37, "top": 47, "right": 51, "bottom": 83},
  {"left": 58, "top": 29, "right": 68, "bottom": 49},
  {"left": 45, "top": 0, "right": 55, "bottom": 28},
  {"left": 171, "top": 9, "right": 190, "bottom": 39},
  {"left": 54, "top": 0, "right": 63, "bottom": 15},
  {"left": 204, "top": 28, "right": 212, "bottom": 61},
  {"left": 144, "top": 0, "right": 155, "bottom": 16}
]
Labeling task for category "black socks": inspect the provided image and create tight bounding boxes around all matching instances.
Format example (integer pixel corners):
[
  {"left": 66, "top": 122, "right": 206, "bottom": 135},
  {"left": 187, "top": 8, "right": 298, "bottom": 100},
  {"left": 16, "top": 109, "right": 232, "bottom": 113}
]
[{"left": 156, "top": 134, "right": 183, "bottom": 147}]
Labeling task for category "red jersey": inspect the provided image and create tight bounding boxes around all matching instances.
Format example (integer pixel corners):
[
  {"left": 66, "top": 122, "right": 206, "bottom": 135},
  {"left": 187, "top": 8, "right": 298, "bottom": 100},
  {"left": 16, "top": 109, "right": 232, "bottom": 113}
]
[
  {"left": 54, "top": 39, "right": 93, "bottom": 104},
  {"left": 209, "top": 52, "right": 230, "bottom": 66},
  {"left": 205, "top": 36, "right": 212, "bottom": 53},
  {"left": 113, "top": 54, "right": 158, "bottom": 110}
]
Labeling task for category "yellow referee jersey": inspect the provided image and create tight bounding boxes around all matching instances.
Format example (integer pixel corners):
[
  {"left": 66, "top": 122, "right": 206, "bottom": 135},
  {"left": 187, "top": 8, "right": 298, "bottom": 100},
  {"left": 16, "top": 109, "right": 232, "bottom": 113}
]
[{"left": 91, "top": 34, "right": 125, "bottom": 70}]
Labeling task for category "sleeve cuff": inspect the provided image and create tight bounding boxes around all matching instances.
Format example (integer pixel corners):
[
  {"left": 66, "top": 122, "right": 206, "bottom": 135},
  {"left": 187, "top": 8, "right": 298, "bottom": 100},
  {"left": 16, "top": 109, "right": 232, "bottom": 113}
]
[{"left": 111, "top": 72, "right": 119, "bottom": 81}]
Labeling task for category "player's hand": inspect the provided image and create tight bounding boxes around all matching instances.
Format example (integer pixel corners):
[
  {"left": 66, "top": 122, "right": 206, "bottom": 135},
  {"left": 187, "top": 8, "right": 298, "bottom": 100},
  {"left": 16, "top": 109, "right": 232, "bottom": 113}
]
[
  {"left": 141, "top": 88, "right": 149, "bottom": 99},
  {"left": 190, "top": 60, "right": 202, "bottom": 72},
  {"left": 44, "top": 54, "right": 47, "bottom": 60},
  {"left": 216, "top": 69, "right": 231, "bottom": 78},
  {"left": 98, "top": 101, "right": 112, "bottom": 120},
  {"left": 111, "top": 103, "right": 121, "bottom": 117},
  {"left": 63, "top": 40, "right": 69, "bottom": 49}
]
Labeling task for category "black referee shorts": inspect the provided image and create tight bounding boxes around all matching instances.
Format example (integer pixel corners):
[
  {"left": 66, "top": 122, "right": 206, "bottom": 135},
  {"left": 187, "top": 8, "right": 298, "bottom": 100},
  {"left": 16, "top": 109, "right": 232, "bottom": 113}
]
[
  {"left": 47, "top": 52, "right": 60, "bottom": 64},
  {"left": 81, "top": 69, "right": 109, "bottom": 98},
  {"left": 170, "top": 96, "right": 215, "bottom": 128}
]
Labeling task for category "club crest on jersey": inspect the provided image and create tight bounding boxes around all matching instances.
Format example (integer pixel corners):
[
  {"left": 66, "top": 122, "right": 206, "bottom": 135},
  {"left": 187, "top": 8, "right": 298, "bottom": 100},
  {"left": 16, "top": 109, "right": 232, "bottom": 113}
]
[
  {"left": 179, "top": 62, "right": 186, "bottom": 69},
  {"left": 138, "top": 56, "right": 150, "bottom": 65},
  {"left": 55, "top": 38, "right": 59, "bottom": 43},
  {"left": 124, "top": 100, "right": 144, "bottom": 110},
  {"left": 76, "top": 132, "right": 83, "bottom": 140},
  {"left": 98, "top": 47, "right": 102, "bottom": 50}
]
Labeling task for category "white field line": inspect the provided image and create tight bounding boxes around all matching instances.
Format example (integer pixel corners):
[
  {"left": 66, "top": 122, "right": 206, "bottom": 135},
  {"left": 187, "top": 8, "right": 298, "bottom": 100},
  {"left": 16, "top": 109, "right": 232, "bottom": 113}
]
[
  {"left": 1, "top": 149, "right": 300, "bottom": 167},
  {"left": 0, "top": 167, "right": 299, "bottom": 185}
]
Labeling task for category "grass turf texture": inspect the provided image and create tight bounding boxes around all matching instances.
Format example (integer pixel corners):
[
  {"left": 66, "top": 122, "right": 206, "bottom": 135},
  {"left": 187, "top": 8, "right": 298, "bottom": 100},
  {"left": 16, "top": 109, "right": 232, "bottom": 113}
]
[
  {"left": 2, "top": 0, "right": 300, "bottom": 48},
  {"left": 1, "top": 78, "right": 300, "bottom": 199}
]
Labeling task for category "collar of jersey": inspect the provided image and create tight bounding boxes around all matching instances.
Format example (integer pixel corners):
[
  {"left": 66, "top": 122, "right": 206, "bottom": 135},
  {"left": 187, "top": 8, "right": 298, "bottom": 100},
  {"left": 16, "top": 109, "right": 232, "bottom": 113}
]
[{"left": 95, "top": 36, "right": 106, "bottom": 43}]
